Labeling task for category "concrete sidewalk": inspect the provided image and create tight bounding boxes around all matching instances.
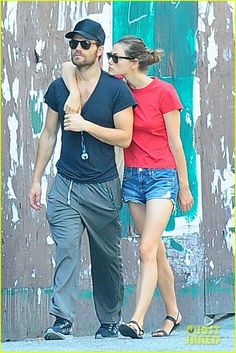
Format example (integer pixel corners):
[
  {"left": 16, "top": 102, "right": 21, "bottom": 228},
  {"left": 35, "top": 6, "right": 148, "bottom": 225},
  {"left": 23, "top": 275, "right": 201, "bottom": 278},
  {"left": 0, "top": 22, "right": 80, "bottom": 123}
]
[{"left": 1, "top": 315, "right": 234, "bottom": 352}]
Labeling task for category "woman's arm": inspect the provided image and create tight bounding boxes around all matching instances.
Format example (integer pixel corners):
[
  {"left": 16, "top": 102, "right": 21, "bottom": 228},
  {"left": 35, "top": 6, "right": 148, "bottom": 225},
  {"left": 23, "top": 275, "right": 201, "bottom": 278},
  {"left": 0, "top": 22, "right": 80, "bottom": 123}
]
[
  {"left": 62, "top": 61, "right": 81, "bottom": 114},
  {"left": 164, "top": 110, "right": 194, "bottom": 213}
]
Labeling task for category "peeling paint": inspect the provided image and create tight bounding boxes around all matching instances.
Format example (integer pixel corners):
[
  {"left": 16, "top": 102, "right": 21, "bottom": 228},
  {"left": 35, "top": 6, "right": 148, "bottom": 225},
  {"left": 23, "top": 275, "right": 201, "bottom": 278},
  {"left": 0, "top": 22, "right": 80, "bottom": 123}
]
[
  {"left": 37, "top": 288, "right": 42, "bottom": 305},
  {"left": 7, "top": 113, "right": 19, "bottom": 176},
  {"left": 207, "top": 28, "right": 218, "bottom": 84},
  {"left": 46, "top": 234, "right": 54, "bottom": 245},
  {"left": 31, "top": 269, "right": 36, "bottom": 279},
  {"left": 2, "top": 66, "right": 11, "bottom": 102},
  {"left": 12, "top": 77, "right": 19, "bottom": 104},
  {"left": 3, "top": 1, "right": 17, "bottom": 41},
  {"left": 12, "top": 202, "right": 19, "bottom": 224},
  {"left": 29, "top": 89, "right": 44, "bottom": 136},
  {"left": 7, "top": 177, "right": 16, "bottom": 199}
]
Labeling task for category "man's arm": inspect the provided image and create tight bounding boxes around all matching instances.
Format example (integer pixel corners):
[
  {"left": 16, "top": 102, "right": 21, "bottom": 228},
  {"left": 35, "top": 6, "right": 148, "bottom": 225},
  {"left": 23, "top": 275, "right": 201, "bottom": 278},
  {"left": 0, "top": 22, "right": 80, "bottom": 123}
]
[
  {"left": 28, "top": 107, "right": 60, "bottom": 210},
  {"left": 64, "top": 107, "right": 134, "bottom": 148}
]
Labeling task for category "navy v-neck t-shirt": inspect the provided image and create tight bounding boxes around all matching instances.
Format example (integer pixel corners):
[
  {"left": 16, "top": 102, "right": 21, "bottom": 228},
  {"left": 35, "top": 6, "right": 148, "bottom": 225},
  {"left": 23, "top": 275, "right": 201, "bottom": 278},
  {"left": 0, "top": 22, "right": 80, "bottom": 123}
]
[{"left": 44, "top": 70, "right": 136, "bottom": 183}]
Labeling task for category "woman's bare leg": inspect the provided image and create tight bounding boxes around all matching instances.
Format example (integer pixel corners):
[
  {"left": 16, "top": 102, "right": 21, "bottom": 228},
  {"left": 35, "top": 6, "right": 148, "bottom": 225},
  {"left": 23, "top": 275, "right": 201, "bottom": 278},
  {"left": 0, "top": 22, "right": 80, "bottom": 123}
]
[{"left": 127, "top": 199, "right": 173, "bottom": 328}]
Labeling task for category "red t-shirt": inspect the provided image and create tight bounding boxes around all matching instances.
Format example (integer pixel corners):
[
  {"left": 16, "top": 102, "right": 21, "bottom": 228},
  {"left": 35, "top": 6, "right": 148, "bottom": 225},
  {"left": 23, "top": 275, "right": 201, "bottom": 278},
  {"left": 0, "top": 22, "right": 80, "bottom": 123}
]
[{"left": 125, "top": 77, "right": 183, "bottom": 168}]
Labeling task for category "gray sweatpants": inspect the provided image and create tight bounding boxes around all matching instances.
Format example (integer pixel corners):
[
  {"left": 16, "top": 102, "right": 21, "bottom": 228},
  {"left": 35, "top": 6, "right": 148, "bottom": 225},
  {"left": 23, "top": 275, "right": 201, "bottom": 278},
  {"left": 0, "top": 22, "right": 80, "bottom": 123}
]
[{"left": 46, "top": 173, "right": 124, "bottom": 324}]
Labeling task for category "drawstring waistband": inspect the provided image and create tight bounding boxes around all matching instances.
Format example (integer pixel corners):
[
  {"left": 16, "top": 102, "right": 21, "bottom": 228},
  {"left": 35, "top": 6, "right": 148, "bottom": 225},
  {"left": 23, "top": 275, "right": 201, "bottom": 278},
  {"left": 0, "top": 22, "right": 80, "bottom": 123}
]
[{"left": 67, "top": 180, "right": 73, "bottom": 206}]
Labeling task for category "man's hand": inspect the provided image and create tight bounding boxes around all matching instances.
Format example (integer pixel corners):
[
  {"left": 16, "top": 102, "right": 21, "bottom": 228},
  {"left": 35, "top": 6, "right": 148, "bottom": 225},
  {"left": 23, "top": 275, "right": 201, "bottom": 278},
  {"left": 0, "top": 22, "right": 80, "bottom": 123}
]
[
  {"left": 28, "top": 182, "right": 42, "bottom": 210},
  {"left": 64, "top": 93, "right": 81, "bottom": 114},
  {"left": 64, "top": 113, "right": 87, "bottom": 132}
]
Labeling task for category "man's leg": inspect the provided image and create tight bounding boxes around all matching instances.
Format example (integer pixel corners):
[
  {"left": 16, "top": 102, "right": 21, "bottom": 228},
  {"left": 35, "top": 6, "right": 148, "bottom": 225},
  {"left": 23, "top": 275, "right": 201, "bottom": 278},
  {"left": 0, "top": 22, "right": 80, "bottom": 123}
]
[
  {"left": 78, "top": 178, "right": 124, "bottom": 336},
  {"left": 45, "top": 175, "right": 85, "bottom": 339}
]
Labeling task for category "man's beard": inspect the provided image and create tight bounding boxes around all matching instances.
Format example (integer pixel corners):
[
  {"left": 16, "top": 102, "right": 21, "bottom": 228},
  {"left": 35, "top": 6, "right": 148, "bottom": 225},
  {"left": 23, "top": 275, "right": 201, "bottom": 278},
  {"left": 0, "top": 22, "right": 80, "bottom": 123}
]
[{"left": 71, "top": 53, "right": 97, "bottom": 69}]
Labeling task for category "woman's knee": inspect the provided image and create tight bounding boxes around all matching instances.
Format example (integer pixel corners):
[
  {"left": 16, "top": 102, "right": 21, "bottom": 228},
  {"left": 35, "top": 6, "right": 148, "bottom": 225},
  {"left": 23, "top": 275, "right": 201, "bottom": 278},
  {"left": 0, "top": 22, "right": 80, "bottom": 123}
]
[{"left": 139, "top": 243, "right": 158, "bottom": 262}]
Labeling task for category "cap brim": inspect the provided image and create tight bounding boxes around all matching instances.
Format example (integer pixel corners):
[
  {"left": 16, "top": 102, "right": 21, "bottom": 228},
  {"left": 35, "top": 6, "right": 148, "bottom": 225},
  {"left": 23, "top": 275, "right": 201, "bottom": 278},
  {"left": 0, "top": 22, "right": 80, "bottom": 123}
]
[{"left": 65, "top": 30, "right": 96, "bottom": 41}]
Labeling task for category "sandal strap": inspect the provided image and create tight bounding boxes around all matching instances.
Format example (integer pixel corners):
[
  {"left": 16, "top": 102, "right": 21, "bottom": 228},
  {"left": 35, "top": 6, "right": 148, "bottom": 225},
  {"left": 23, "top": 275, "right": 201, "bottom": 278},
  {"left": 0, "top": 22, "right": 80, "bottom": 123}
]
[
  {"left": 129, "top": 320, "right": 144, "bottom": 334},
  {"left": 152, "top": 329, "right": 168, "bottom": 336},
  {"left": 165, "top": 312, "right": 179, "bottom": 325}
]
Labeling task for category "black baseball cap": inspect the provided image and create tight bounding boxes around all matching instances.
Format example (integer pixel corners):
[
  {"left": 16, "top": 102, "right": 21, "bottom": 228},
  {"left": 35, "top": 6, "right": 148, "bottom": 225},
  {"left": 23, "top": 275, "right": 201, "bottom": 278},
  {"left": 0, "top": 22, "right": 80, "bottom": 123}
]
[{"left": 65, "top": 19, "right": 105, "bottom": 45}]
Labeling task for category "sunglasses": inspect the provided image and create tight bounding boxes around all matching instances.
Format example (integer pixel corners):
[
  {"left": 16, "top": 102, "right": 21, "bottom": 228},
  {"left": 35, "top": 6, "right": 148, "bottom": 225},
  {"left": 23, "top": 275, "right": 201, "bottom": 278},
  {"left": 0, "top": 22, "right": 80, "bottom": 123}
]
[
  {"left": 69, "top": 39, "right": 97, "bottom": 50},
  {"left": 107, "top": 52, "right": 134, "bottom": 64}
]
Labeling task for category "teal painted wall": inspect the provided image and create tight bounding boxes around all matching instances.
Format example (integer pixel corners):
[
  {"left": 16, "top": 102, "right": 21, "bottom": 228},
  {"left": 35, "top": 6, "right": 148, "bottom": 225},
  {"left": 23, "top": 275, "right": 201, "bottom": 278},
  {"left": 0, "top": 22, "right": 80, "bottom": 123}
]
[{"left": 113, "top": 1, "right": 198, "bottom": 232}]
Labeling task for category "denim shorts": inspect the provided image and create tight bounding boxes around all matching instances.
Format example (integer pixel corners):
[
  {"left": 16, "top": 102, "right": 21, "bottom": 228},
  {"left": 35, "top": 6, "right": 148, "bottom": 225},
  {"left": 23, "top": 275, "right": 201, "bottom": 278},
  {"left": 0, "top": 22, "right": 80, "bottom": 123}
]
[{"left": 122, "top": 167, "right": 179, "bottom": 210}]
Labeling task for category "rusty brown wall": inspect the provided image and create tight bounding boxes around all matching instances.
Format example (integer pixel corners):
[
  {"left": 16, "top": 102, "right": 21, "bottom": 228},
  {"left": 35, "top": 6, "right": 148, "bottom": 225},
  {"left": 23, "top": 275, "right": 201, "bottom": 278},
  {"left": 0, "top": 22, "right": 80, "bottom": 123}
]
[{"left": 2, "top": 1, "right": 234, "bottom": 341}]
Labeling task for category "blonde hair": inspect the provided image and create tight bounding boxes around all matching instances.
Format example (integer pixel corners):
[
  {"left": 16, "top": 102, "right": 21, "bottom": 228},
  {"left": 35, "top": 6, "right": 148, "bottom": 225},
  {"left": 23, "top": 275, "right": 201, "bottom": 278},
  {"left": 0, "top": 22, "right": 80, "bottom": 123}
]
[{"left": 116, "top": 35, "right": 164, "bottom": 72}]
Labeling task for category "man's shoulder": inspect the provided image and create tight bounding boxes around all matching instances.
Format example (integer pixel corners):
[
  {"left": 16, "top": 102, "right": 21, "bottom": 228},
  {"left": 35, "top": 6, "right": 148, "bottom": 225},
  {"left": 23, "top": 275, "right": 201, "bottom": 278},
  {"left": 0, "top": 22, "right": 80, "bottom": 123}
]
[
  {"left": 101, "top": 71, "right": 126, "bottom": 86},
  {"left": 47, "top": 77, "right": 66, "bottom": 89}
]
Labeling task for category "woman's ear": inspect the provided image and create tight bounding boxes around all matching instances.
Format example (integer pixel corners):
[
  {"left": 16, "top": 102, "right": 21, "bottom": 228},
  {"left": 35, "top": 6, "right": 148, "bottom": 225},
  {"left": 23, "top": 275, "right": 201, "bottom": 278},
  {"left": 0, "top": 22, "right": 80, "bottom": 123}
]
[{"left": 130, "top": 58, "right": 139, "bottom": 70}]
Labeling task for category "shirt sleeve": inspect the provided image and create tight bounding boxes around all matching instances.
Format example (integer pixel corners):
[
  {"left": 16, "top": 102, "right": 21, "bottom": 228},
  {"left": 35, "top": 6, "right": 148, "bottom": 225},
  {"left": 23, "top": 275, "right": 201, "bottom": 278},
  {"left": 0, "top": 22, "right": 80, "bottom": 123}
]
[
  {"left": 44, "top": 80, "right": 59, "bottom": 112},
  {"left": 113, "top": 79, "right": 137, "bottom": 115},
  {"left": 159, "top": 83, "right": 183, "bottom": 114}
]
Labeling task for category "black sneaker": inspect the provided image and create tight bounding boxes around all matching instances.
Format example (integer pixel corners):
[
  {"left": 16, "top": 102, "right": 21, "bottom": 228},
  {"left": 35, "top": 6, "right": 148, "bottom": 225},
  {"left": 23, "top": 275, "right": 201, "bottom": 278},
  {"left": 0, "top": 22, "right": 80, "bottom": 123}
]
[
  {"left": 44, "top": 317, "right": 73, "bottom": 340},
  {"left": 95, "top": 323, "right": 119, "bottom": 339}
]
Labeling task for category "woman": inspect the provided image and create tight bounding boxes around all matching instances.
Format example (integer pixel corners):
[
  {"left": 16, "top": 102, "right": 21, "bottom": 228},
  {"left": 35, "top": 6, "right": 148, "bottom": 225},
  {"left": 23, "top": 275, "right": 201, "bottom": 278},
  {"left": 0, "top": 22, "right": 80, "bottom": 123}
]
[{"left": 62, "top": 35, "right": 193, "bottom": 339}]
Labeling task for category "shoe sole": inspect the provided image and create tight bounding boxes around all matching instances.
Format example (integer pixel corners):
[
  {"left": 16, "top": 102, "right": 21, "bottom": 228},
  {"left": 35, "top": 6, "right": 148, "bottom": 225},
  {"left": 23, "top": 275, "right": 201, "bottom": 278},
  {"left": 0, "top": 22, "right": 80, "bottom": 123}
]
[
  {"left": 119, "top": 324, "right": 143, "bottom": 339},
  {"left": 44, "top": 329, "right": 73, "bottom": 340},
  {"left": 95, "top": 334, "right": 118, "bottom": 339}
]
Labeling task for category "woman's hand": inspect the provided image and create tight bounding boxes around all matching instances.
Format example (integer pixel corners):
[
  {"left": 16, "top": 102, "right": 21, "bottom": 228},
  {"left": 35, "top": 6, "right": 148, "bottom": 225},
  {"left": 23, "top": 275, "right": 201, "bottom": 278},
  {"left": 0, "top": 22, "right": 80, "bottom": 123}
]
[
  {"left": 64, "top": 113, "right": 88, "bottom": 132},
  {"left": 178, "top": 186, "right": 194, "bottom": 213},
  {"left": 64, "top": 93, "right": 81, "bottom": 114}
]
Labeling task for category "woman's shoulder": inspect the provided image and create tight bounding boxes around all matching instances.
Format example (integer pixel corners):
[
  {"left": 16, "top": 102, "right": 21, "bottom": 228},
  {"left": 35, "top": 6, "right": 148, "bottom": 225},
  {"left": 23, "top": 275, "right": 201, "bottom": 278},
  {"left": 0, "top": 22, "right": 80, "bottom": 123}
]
[{"left": 152, "top": 77, "right": 173, "bottom": 89}]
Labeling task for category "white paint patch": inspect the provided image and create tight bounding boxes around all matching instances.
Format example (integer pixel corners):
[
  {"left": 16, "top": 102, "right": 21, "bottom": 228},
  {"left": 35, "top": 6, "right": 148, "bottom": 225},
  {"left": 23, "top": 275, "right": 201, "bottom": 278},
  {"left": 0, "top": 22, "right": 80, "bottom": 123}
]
[
  {"left": 208, "top": 2, "right": 215, "bottom": 26},
  {"left": 229, "top": 2, "right": 235, "bottom": 37},
  {"left": 37, "top": 288, "right": 42, "bottom": 305},
  {"left": 19, "top": 144, "right": 24, "bottom": 167},
  {"left": 7, "top": 113, "right": 19, "bottom": 176},
  {"left": 225, "top": 216, "right": 235, "bottom": 255},
  {"left": 12, "top": 202, "right": 19, "bottom": 223},
  {"left": 4, "top": 1, "right": 17, "bottom": 41},
  {"left": 7, "top": 177, "right": 16, "bottom": 199},
  {"left": 14, "top": 279, "right": 18, "bottom": 286},
  {"left": 207, "top": 28, "right": 218, "bottom": 84},
  {"left": 26, "top": 54, "right": 30, "bottom": 68},
  {"left": 198, "top": 2, "right": 208, "bottom": 21},
  {"left": 58, "top": 2, "right": 67, "bottom": 31},
  {"left": 209, "top": 260, "right": 214, "bottom": 269},
  {"left": 207, "top": 113, "right": 212, "bottom": 128},
  {"left": 51, "top": 256, "right": 56, "bottom": 268},
  {"left": 12, "top": 77, "right": 19, "bottom": 105},
  {"left": 35, "top": 40, "right": 46, "bottom": 72},
  {"left": 2, "top": 66, "right": 11, "bottom": 102},
  {"left": 223, "top": 48, "right": 232, "bottom": 62},
  {"left": 41, "top": 175, "right": 48, "bottom": 207},
  {"left": 7, "top": 44, "right": 12, "bottom": 66},
  {"left": 31, "top": 268, "right": 36, "bottom": 278},
  {"left": 46, "top": 234, "right": 54, "bottom": 245},
  {"left": 185, "top": 111, "right": 192, "bottom": 127}
]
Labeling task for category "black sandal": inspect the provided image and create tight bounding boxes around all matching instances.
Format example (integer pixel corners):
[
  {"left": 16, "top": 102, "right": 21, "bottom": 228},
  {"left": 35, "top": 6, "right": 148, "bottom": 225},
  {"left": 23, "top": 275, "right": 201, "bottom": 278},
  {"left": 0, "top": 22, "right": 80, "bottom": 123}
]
[
  {"left": 119, "top": 320, "right": 144, "bottom": 339},
  {"left": 152, "top": 312, "right": 181, "bottom": 337}
]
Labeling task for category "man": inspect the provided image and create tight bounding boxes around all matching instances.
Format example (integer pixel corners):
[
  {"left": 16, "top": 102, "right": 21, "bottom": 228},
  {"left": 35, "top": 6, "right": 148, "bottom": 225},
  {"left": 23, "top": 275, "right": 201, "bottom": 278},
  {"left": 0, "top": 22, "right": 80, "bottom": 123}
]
[{"left": 28, "top": 18, "right": 136, "bottom": 340}]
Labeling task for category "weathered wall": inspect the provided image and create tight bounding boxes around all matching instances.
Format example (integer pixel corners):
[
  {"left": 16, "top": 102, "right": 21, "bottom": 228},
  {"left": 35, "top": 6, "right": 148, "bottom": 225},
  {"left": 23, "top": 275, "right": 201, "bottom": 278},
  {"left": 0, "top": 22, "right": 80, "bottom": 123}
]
[
  {"left": 2, "top": 1, "right": 234, "bottom": 341},
  {"left": 196, "top": 1, "right": 235, "bottom": 314}
]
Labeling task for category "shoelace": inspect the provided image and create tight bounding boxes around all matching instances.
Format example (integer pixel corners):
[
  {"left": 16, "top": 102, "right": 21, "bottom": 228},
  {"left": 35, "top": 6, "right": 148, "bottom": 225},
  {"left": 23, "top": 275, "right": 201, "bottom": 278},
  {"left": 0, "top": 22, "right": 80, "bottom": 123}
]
[
  {"left": 108, "top": 323, "right": 118, "bottom": 332},
  {"left": 55, "top": 318, "right": 70, "bottom": 328}
]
